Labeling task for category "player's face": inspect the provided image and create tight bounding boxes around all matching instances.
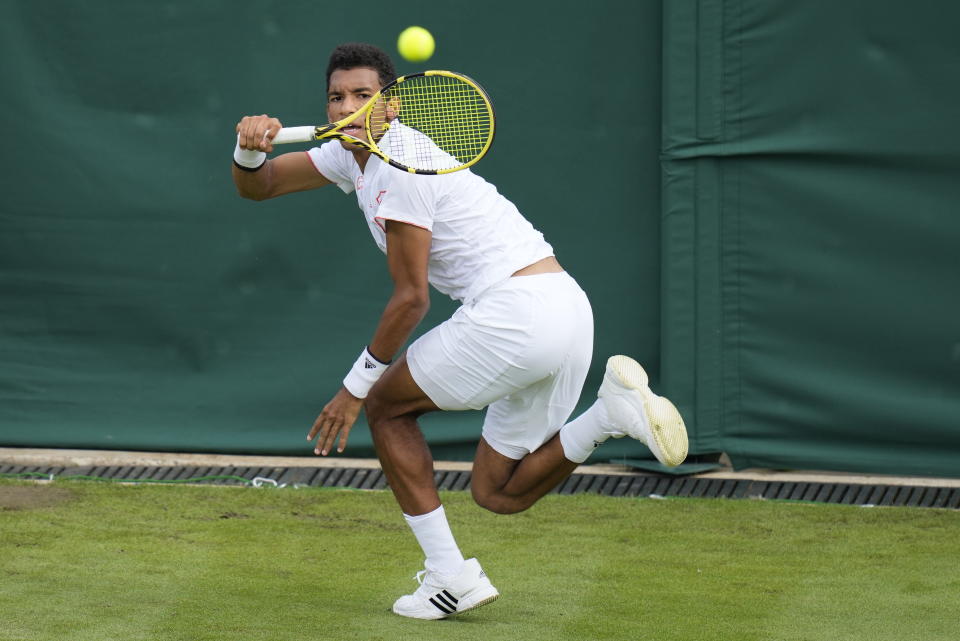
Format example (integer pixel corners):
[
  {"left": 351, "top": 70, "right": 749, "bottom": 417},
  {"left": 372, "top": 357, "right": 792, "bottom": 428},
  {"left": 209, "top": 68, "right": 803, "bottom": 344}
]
[{"left": 327, "top": 67, "right": 382, "bottom": 152}]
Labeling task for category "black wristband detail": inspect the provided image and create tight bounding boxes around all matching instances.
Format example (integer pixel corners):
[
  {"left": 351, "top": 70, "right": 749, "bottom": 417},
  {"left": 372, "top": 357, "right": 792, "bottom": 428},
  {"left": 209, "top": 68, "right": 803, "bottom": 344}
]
[
  {"left": 365, "top": 346, "right": 392, "bottom": 366},
  {"left": 233, "top": 158, "right": 266, "bottom": 172}
]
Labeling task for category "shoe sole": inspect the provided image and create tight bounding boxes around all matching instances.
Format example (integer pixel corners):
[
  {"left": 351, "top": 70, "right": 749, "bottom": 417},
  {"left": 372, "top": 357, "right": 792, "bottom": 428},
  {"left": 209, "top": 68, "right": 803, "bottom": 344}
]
[
  {"left": 606, "top": 355, "right": 689, "bottom": 467},
  {"left": 452, "top": 591, "right": 500, "bottom": 616},
  {"left": 392, "top": 588, "right": 500, "bottom": 620}
]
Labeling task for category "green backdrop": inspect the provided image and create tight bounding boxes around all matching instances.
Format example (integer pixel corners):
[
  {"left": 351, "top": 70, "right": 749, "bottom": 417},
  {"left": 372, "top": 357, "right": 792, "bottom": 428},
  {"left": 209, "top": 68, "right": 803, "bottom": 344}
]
[
  {"left": 661, "top": 0, "right": 960, "bottom": 477},
  {"left": 2, "top": 0, "right": 958, "bottom": 477},
  {"left": 0, "top": 0, "right": 663, "bottom": 461}
]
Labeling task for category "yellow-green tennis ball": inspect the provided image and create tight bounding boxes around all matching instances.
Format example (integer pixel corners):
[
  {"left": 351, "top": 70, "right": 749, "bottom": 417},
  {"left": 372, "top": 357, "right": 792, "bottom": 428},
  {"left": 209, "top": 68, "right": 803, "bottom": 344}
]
[{"left": 397, "top": 26, "right": 435, "bottom": 63}]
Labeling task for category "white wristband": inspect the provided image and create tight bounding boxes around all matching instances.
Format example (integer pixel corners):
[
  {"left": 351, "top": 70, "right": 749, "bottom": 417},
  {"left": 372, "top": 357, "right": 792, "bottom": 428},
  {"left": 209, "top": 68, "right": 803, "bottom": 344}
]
[
  {"left": 342, "top": 347, "right": 390, "bottom": 399},
  {"left": 233, "top": 139, "right": 266, "bottom": 169}
]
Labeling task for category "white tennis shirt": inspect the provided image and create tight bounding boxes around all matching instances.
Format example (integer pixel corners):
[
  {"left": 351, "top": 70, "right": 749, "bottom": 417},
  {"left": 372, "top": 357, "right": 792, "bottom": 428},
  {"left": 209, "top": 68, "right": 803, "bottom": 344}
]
[{"left": 307, "top": 140, "right": 554, "bottom": 304}]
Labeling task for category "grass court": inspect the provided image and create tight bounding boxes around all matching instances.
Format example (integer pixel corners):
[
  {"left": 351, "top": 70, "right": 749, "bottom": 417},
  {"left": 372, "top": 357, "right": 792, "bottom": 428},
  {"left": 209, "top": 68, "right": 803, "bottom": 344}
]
[{"left": 1, "top": 480, "right": 958, "bottom": 641}]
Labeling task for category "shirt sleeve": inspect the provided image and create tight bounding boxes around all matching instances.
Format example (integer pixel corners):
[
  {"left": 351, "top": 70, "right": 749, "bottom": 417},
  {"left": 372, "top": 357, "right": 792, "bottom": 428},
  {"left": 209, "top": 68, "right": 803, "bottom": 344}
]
[
  {"left": 307, "top": 144, "right": 355, "bottom": 194},
  {"left": 374, "top": 172, "right": 441, "bottom": 232}
]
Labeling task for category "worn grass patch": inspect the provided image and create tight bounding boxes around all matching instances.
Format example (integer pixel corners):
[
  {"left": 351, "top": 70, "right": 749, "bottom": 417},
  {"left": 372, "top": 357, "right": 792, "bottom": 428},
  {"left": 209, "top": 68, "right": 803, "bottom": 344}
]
[{"left": 1, "top": 480, "right": 958, "bottom": 641}]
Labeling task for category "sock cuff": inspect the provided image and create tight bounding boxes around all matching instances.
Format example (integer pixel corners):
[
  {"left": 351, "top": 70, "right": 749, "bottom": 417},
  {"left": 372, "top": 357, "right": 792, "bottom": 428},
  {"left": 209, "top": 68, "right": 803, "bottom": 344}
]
[
  {"left": 559, "top": 401, "right": 612, "bottom": 464},
  {"left": 403, "top": 504, "right": 445, "bottom": 525},
  {"left": 559, "top": 426, "right": 592, "bottom": 464}
]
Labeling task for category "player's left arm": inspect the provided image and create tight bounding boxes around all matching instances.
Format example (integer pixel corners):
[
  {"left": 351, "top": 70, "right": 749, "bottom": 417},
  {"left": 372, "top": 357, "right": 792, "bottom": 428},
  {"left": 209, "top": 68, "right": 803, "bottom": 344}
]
[
  {"left": 367, "top": 220, "right": 432, "bottom": 361},
  {"left": 307, "top": 220, "right": 432, "bottom": 455}
]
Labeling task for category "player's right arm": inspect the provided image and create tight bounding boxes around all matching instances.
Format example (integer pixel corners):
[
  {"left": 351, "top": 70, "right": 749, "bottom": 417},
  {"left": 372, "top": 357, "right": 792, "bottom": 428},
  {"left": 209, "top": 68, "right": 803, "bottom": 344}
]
[{"left": 232, "top": 114, "right": 331, "bottom": 200}]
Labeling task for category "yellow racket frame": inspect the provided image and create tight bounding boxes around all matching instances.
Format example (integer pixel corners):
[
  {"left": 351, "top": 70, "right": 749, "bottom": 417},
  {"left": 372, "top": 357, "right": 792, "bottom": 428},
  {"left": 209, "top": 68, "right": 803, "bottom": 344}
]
[{"left": 273, "top": 70, "right": 495, "bottom": 175}]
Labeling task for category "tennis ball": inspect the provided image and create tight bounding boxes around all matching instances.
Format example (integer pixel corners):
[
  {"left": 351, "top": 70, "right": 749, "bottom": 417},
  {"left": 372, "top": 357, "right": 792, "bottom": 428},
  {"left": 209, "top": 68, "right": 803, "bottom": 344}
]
[{"left": 397, "top": 26, "right": 435, "bottom": 63}]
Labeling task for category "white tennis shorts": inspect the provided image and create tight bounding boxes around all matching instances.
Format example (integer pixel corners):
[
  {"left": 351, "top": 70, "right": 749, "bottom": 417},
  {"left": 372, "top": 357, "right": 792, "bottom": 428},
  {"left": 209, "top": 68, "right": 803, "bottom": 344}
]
[{"left": 407, "top": 271, "right": 594, "bottom": 459}]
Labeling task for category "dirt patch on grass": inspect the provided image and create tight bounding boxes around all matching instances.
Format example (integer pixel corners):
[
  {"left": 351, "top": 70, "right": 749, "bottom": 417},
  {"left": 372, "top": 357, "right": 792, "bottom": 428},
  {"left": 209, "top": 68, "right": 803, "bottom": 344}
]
[{"left": 0, "top": 484, "right": 76, "bottom": 511}]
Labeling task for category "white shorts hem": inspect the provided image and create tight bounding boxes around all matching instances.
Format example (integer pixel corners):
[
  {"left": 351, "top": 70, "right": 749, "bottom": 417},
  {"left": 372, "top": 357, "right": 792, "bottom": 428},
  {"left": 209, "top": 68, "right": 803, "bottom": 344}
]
[{"left": 480, "top": 434, "right": 528, "bottom": 460}]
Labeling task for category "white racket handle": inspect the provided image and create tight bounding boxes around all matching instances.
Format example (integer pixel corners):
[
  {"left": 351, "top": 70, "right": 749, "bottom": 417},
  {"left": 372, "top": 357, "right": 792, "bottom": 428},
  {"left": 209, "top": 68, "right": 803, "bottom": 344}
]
[{"left": 272, "top": 126, "right": 316, "bottom": 144}]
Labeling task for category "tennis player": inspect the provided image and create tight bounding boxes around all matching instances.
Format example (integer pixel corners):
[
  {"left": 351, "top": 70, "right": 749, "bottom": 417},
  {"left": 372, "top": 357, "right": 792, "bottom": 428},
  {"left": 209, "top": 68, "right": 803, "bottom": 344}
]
[{"left": 232, "top": 42, "right": 687, "bottom": 620}]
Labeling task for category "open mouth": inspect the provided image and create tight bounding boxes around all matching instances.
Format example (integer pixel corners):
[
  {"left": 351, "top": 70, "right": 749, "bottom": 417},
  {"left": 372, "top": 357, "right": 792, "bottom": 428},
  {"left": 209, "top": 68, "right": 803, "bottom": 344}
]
[{"left": 342, "top": 124, "right": 364, "bottom": 139}]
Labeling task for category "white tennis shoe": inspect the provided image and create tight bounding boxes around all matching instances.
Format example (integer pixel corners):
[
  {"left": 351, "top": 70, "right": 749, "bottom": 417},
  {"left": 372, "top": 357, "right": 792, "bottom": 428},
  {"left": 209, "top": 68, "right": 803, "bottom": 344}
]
[
  {"left": 392, "top": 558, "right": 499, "bottom": 620},
  {"left": 599, "top": 355, "right": 689, "bottom": 467}
]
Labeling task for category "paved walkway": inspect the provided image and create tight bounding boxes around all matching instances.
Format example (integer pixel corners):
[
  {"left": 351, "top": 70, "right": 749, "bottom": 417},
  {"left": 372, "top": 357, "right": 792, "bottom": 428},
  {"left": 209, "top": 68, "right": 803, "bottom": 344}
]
[{"left": 3, "top": 447, "right": 958, "bottom": 487}]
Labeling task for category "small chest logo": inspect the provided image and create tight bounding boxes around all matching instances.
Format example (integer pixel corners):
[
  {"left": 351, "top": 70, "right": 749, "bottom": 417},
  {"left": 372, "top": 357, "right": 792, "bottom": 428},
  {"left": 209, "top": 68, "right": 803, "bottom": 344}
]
[
  {"left": 375, "top": 190, "right": 388, "bottom": 205},
  {"left": 356, "top": 175, "right": 364, "bottom": 191}
]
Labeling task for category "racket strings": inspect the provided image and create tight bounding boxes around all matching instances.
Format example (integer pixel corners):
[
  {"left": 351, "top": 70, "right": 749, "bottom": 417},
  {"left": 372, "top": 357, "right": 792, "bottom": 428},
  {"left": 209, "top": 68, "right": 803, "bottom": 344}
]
[{"left": 381, "top": 74, "right": 493, "bottom": 170}]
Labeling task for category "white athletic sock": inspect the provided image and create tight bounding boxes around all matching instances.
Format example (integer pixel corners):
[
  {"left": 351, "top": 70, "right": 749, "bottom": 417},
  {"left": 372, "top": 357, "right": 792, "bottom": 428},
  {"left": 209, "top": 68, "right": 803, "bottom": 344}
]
[
  {"left": 403, "top": 505, "right": 465, "bottom": 578},
  {"left": 559, "top": 400, "right": 615, "bottom": 463}
]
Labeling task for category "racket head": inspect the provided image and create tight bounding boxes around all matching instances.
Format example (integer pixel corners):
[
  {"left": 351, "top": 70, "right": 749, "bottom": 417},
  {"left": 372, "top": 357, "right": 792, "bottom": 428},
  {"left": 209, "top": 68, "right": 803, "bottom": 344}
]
[{"left": 365, "top": 71, "right": 496, "bottom": 175}]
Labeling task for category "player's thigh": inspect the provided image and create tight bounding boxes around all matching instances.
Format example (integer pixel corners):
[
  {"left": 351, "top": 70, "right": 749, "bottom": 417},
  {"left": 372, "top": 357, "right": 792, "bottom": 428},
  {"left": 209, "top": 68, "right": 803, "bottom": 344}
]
[
  {"left": 408, "top": 273, "right": 592, "bottom": 412},
  {"left": 480, "top": 276, "right": 594, "bottom": 458},
  {"left": 481, "top": 337, "right": 592, "bottom": 458},
  {"left": 365, "top": 353, "right": 440, "bottom": 424}
]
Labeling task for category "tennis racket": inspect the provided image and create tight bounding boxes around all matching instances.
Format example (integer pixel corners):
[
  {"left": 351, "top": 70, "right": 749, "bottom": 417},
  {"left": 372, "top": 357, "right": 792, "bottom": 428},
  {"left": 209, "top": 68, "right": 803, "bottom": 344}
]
[{"left": 272, "top": 70, "right": 495, "bottom": 175}]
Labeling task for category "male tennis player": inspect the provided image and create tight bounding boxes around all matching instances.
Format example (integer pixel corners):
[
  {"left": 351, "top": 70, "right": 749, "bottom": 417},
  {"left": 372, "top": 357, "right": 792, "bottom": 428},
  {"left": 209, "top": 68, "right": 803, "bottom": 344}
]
[{"left": 232, "top": 42, "right": 687, "bottom": 620}]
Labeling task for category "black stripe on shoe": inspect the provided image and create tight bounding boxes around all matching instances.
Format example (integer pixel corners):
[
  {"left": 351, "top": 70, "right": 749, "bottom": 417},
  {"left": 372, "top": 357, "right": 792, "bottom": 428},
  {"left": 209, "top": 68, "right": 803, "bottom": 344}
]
[
  {"left": 442, "top": 590, "right": 459, "bottom": 605},
  {"left": 429, "top": 595, "right": 455, "bottom": 614}
]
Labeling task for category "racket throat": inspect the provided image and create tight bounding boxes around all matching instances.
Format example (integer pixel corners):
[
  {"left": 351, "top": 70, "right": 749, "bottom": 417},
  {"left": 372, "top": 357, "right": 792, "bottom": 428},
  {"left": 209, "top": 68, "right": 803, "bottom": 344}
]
[{"left": 314, "top": 123, "right": 338, "bottom": 138}]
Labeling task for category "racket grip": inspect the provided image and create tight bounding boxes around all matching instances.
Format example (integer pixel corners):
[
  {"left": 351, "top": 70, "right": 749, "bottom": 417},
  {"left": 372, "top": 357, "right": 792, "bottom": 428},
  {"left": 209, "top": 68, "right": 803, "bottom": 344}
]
[{"left": 272, "top": 126, "right": 316, "bottom": 145}]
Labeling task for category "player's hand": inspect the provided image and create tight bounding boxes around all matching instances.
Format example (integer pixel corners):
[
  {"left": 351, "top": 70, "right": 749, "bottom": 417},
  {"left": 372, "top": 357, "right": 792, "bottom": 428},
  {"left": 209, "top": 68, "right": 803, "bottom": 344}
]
[
  {"left": 236, "top": 115, "right": 283, "bottom": 153},
  {"left": 307, "top": 387, "right": 364, "bottom": 456}
]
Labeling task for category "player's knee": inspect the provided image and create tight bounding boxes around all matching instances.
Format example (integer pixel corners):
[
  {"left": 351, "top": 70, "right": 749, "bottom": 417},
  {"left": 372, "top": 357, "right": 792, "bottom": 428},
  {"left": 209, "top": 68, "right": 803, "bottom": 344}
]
[
  {"left": 363, "top": 390, "right": 392, "bottom": 431},
  {"left": 471, "top": 485, "right": 529, "bottom": 515}
]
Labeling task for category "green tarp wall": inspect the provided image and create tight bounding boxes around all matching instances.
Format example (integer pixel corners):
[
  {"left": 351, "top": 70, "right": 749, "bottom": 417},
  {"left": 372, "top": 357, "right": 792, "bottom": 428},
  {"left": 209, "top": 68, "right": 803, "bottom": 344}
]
[
  {"left": 2, "top": 1, "right": 959, "bottom": 477},
  {"left": 662, "top": 1, "right": 960, "bottom": 477},
  {"left": 1, "top": 0, "right": 663, "bottom": 461}
]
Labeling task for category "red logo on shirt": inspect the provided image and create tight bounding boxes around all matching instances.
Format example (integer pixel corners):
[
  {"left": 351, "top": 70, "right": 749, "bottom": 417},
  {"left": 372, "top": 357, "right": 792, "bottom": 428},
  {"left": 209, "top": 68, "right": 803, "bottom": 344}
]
[
  {"left": 375, "top": 190, "right": 388, "bottom": 205},
  {"left": 356, "top": 175, "right": 364, "bottom": 191}
]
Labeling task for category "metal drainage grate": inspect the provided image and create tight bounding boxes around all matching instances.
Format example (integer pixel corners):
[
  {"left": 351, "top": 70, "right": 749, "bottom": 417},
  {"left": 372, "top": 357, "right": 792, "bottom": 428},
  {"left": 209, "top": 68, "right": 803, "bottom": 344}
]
[{"left": 1, "top": 463, "right": 958, "bottom": 509}]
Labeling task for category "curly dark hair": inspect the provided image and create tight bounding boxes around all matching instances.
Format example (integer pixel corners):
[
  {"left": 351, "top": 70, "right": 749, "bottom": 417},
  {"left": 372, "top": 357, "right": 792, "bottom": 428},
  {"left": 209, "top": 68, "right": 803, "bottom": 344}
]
[{"left": 325, "top": 42, "right": 397, "bottom": 89}]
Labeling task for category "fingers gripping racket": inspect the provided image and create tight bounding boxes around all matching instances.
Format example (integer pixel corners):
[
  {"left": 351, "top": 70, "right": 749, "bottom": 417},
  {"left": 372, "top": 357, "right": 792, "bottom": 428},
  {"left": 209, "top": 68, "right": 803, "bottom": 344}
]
[{"left": 272, "top": 70, "right": 495, "bottom": 175}]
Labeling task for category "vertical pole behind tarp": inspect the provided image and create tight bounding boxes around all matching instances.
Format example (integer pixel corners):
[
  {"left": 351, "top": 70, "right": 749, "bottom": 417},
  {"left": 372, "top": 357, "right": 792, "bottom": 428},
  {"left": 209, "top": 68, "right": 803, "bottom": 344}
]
[{"left": 660, "top": 0, "right": 730, "bottom": 455}]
